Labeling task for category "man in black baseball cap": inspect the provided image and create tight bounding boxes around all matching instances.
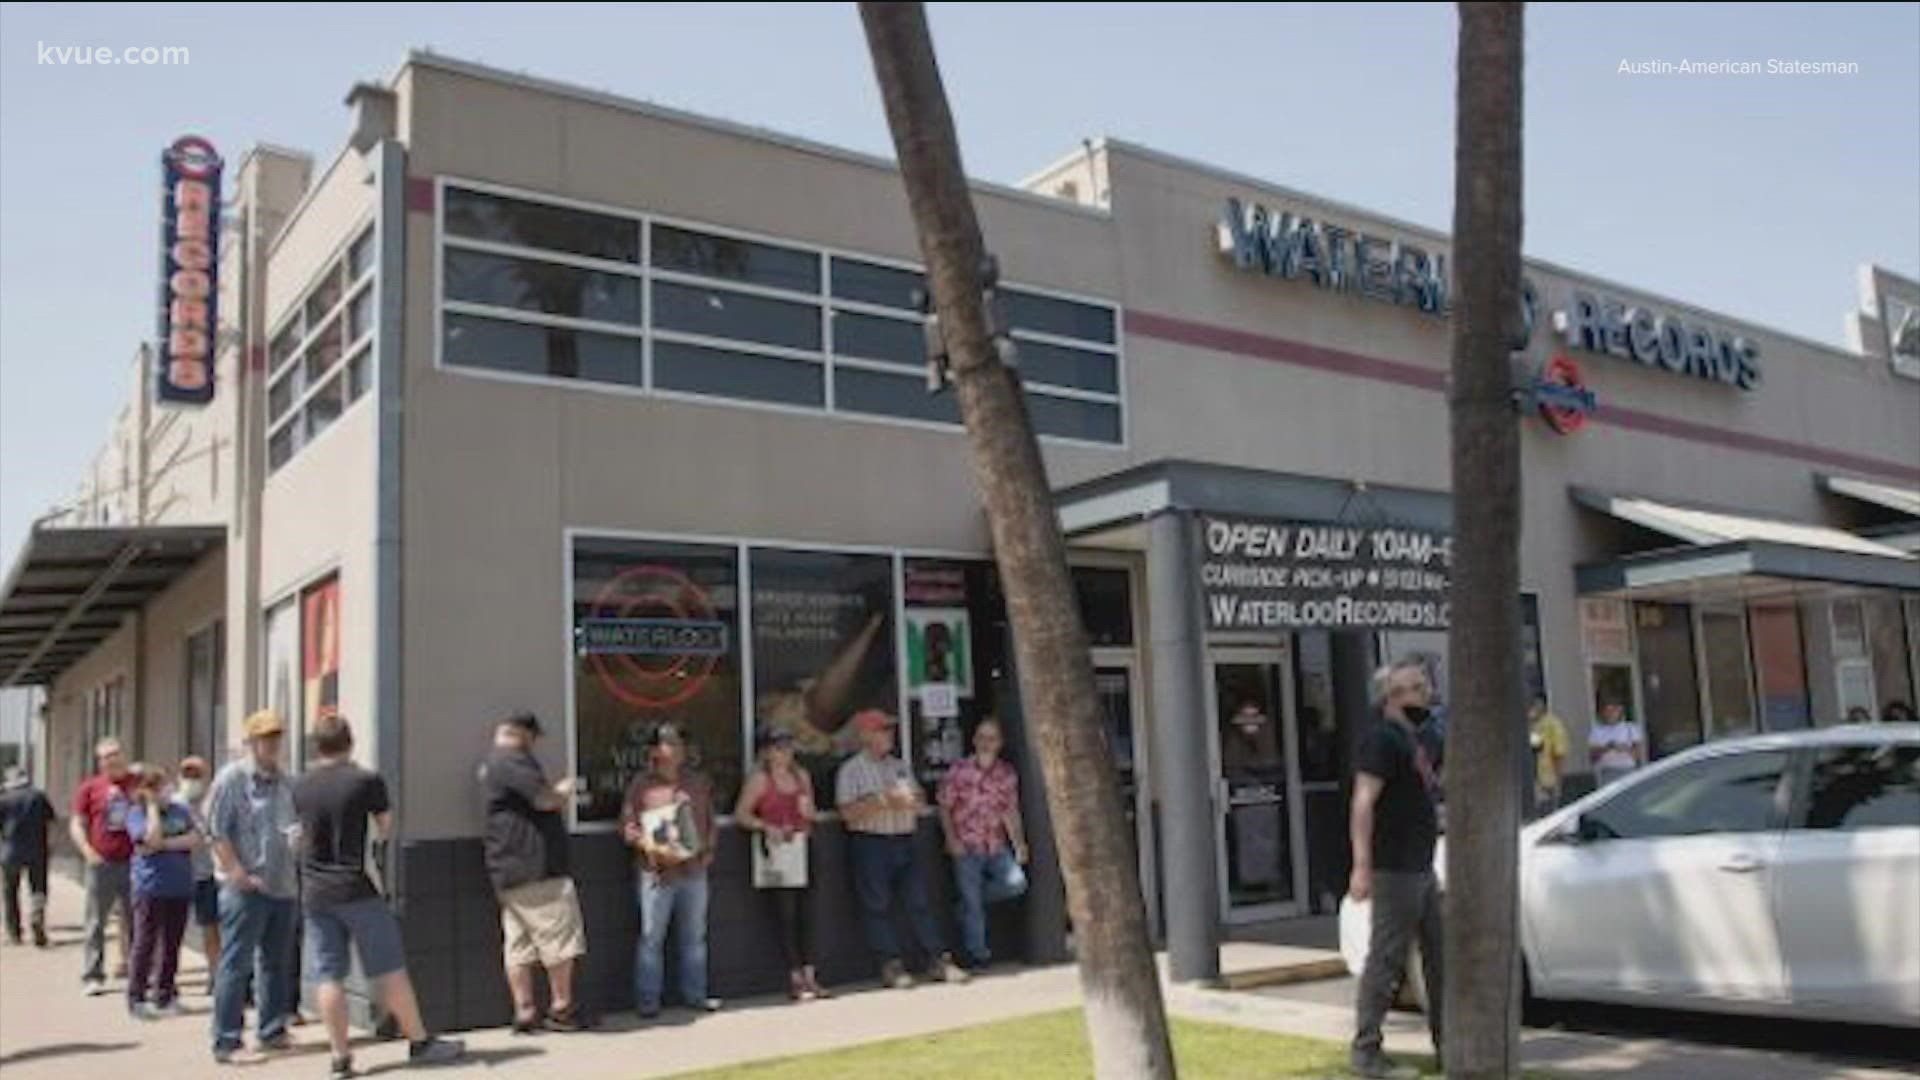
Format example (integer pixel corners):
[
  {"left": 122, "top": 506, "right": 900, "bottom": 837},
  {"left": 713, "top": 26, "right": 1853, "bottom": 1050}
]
[{"left": 479, "top": 713, "right": 587, "bottom": 1033}]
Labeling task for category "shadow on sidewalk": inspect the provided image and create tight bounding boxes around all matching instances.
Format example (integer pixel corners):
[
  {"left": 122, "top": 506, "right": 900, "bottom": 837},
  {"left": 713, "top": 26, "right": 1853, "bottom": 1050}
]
[
  {"left": 356, "top": 1046, "right": 546, "bottom": 1076},
  {"left": 0, "top": 1041, "right": 140, "bottom": 1069}
]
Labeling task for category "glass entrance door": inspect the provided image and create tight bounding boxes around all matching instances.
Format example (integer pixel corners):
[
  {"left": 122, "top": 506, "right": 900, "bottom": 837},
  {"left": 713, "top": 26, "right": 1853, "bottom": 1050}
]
[
  {"left": 1210, "top": 646, "right": 1307, "bottom": 922},
  {"left": 1091, "top": 652, "right": 1156, "bottom": 933}
]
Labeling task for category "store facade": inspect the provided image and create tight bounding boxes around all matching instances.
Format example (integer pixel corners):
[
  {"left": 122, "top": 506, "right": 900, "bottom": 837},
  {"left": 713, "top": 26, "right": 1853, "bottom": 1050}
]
[{"left": 3, "top": 52, "right": 1916, "bottom": 1026}]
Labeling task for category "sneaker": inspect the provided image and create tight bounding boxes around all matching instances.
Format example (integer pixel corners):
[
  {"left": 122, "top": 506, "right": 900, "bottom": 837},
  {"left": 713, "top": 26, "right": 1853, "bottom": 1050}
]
[
  {"left": 31, "top": 926, "right": 48, "bottom": 948},
  {"left": 214, "top": 1045, "right": 267, "bottom": 1066},
  {"left": 329, "top": 1055, "right": 357, "bottom": 1080},
  {"left": 636, "top": 1003, "right": 661, "bottom": 1020},
  {"left": 933, "top": 953, "right": 972, "bottom": 984},
  {"left": 693, "top": 997, "right": 722, "bottom": 1013},
  {"left": 510, "top": 1014, "right": 542, "bottom": 1036},
  {"left": 155, "top": 998, "right": 187, "bottom": 1017},
  {"left": 1350, "top": 1051, "right": 1419, "bottom": 1079},
  {"left": 544, "top": 1005, "right": 586, "bottom": 1033},
  {"left": 259, "top": 1032, "right": 296, "bottom": 1052},
  {"left": 83, "top": 978, "right": 108, "bottom": 997},
  {"left": 880, "top": 960, "right": 914, "bottom": 990},
  {"left": 407, "top": 1036, "right": 466, "bottom": 1067},
  {"left": 129, "top": 1001, "right": 159, "bottom": 1021}
]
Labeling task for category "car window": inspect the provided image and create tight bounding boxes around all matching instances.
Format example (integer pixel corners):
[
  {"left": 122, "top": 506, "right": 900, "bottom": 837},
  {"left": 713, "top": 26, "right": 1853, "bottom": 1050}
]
[
  {"left": 1585, "top": 750, "right": 1790, "bottom": 840},
  {"left": 1802, "top": 744, "right": 1920, "bottom": 832}
]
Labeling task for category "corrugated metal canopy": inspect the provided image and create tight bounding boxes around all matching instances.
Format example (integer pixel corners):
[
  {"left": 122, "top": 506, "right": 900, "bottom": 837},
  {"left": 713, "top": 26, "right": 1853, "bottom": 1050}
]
[
  {"left": 1572, "top": 489, "right": 1913, "bottom": 559},
  {"left": 1819, "top": 474, "right": 1920, "bottom": 519},
  {"left": 0, "top": 525, "right": 223, "bottom": 686}
]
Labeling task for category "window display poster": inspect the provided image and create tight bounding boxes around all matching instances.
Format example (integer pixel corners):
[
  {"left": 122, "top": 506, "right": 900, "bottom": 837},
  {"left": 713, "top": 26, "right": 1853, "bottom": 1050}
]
[
  {"left": 302, "top": 576, "right": 340, "bottom": 727},
  {"left": 264, "top": 598, "right": 299, "bottom": 768},
  {"left": 572, "top": 539, "right": 742, "bottom": 820},
  {"left": 905, "top": 607, "right": 973, "bottom": 698},
  {"left": 749, "top": 549, "right": 896, "bottom": 792}
]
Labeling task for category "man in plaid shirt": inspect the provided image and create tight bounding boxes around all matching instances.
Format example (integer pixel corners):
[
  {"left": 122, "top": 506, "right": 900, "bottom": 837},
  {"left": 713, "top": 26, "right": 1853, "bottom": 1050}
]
[{"left": 936, "top": 717, "right": 1028, "bottom": 971}]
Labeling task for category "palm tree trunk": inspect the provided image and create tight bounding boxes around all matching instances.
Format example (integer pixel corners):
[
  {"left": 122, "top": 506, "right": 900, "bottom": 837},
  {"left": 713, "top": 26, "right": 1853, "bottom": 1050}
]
[
  {"left": 1443, "top": 3, "right": 1527, "bottom": 1078},
  {"left": 857, "top": 5, "right": 1177, "bottom": 1078}
]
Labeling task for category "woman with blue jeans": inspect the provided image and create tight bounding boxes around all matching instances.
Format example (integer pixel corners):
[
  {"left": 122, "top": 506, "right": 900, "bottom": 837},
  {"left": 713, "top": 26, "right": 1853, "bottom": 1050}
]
[
  {"left": 936, "top": 718, "right": 1029, "bottom": 970},
  {"left": 621, "top": 724, "right": 719, "bottom": 1019}
]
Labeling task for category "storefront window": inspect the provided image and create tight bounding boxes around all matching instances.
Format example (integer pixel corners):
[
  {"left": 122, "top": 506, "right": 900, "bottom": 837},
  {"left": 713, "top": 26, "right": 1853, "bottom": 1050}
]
[
  {"left": 749, "top": 549, "right": 898, "bottom": 796},
  {"left": 572, "top": 538, "right": 742, "bottom": 820},
  {"left": 904, "top": 559, "right": 1006, "bottom": 787},
  {"left": 1634, "top": 601, "right": 1701, "bottom": 758},
  {"left": 1071, "top": 566, "right": 1134, "bottom": 647},
  {"left": 1698, "top": 608, "right": 1757, "bottom": 739},
  {"left": 1864, "top": 594, "right": 1916, "bottom": 720},
  {"left": 1749, "top": 602, "right": 1810, "bottom": 730}
]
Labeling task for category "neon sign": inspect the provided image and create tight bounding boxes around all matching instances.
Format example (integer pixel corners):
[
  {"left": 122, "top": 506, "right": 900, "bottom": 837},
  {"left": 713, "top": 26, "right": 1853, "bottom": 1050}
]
[{"left": 156, "top": 135, "right": 222, "bottom": 405}]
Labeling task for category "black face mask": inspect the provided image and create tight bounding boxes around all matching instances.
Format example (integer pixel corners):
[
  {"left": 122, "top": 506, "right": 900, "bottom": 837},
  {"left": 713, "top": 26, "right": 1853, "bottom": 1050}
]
[{"left": 1402, "top": 705, "right": 1432, "bottom": 726}]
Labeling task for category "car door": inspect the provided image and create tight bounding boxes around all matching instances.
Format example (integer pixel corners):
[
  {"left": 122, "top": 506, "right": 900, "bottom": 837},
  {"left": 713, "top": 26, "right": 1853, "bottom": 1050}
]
[
  {"left": 1773, "top": 739, "right": 1920, "bottom": 1024},
  {"left": 1526, "top": 747, "right": 1792, "bottom": 1005}
]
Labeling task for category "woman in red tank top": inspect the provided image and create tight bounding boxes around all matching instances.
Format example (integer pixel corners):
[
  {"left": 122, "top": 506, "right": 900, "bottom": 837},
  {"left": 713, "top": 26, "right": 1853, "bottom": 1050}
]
[{"left": 732, "top": 729, "right": 825, "bottom": 1000}]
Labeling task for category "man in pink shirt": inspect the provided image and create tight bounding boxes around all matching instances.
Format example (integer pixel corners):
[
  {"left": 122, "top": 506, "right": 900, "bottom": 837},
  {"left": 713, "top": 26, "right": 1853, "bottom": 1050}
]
[{"left": 936, "top": 717, "right": 1029, "bottom": 971}]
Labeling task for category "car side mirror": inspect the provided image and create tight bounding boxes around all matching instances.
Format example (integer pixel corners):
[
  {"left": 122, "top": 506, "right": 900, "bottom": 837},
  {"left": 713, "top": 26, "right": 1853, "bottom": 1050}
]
[{"left": 1570, "top": 814, "right": 1609, "bottom": 844}]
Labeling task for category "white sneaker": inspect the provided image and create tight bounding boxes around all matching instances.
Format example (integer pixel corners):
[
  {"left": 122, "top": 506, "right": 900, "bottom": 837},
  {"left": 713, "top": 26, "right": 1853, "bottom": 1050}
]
[{"left": 83, "top": 979, "right": 108, "bottom": 997}]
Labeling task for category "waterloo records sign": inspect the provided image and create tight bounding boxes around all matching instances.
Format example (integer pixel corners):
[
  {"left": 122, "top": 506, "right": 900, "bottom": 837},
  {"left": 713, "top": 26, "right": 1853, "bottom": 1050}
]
[
  {"left": 156, "top": 135, "right": 222, "bottom": 405},
  {"left": 1201, "top": 515, "right": 1452, "bottom": 631}
]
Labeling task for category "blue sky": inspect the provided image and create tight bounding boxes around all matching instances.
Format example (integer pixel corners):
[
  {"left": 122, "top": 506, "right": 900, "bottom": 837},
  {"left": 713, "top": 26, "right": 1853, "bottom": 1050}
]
[{"left": 2, "top": 2, "right": 1916, "bottom": 568}]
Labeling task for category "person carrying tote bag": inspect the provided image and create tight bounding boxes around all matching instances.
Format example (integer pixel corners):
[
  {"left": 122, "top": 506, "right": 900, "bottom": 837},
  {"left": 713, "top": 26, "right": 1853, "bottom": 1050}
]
[{"left": 733, "top": 729, "right": 827, "bottom": 1002}]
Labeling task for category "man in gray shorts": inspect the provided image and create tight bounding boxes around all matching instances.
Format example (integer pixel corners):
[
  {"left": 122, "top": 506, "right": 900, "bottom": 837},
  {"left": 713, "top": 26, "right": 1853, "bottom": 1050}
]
[{"left": 293, "top": 714, "right": 464, "bottom": 1079}]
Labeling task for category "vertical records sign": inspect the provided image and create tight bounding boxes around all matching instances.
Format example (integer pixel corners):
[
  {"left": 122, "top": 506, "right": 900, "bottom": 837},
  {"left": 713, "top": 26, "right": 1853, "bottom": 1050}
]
[{"left": 156, "top": 135, "right": 222, "bottom": 405}]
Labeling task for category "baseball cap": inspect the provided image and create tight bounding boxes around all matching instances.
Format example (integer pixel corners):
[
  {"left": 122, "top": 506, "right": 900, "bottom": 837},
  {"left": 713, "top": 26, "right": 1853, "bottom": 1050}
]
[
  {"left": 243, "top": 709, "right": 286, "bottom": 739},
  {"left": 852, "top": 709, "right": 895, "bottom": 734}
]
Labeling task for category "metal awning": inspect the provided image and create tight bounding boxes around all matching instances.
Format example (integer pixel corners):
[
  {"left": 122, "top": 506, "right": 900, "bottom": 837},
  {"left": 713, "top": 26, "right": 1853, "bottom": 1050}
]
[
  {"left": 1573, "top": 489, "right": 1919, "bottom": 599},
  {"left": 0, "top": 525, "right": 224, "bottom": 686},
  {"left": 1819, "top": 474, "right": 1920, "bottom": 519}
]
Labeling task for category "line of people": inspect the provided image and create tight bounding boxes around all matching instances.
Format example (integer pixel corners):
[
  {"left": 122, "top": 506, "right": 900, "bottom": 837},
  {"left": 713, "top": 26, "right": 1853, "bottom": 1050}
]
[
  {"left": 476, "top": 705, "right": 1030, "bottom": 1033},
  {"left": 12, "top": 703, "right": 1034, "bottom": 1076},
  {"left": 56, "top": 714, "right": 464, "bottom": 1078}
]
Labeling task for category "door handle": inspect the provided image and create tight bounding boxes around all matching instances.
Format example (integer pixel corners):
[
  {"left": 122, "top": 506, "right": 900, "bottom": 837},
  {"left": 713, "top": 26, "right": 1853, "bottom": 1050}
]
[{"left": 1717, "top": 853, "right": 1765, "bottom": 874}]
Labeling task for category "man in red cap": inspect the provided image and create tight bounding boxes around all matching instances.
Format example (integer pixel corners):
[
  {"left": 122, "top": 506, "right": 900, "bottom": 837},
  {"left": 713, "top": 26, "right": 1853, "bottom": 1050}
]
[{"left": 834, "top": 709, "right": 967, "bottom": 989}]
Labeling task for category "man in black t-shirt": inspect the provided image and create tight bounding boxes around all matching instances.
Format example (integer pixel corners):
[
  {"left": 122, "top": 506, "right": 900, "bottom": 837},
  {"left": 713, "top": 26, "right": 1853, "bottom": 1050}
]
[
  {"left": 479, "top": 712, "right": 586, "bottom": 1033},
  {"left": 293, "top": 714, "right": 464, "bottom": 1079},
  {"left": 1348, "top": 661, "right": 1444, "bottom": 1079}
]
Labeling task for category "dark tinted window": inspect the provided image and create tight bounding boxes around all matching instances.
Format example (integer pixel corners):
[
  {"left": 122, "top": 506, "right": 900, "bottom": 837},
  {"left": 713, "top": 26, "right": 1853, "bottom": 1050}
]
[
  {"left": 348, "top": 229, "right": 375, "bottom": 281},
  {"left": 1026, "top": 392, "right": 1122, "bottom": 444},
  {"left": 445, "top": 249, "right": 642, "bottom": 325},
  {"left": 444, "top": 188, "right": 640, "bottom": 264},
  {"left": 653, "top": 281, "right": 821, "bottom": 352},
  {"left": 831, "top": 258, "right": 924, "bottom": 311},
  {"left": 270, "top": 317, "right": 303, "bottom": 373},
  {"left": 305, "top": 374, "right": 343, "bottom": 438},
  {"left": 268, "top": 424, "right": 298, "bottom": 471},
  {"left": 443, "top": 313, "right": 643, "bottom": 386},
  {"left": 834, "top": 367, "right": 959, "bottom": 424},
  {"left": 1803, "top": 744, "right": 1920, "bottom": 831},
  {"left": 1585, "top": 750, "right": 1790, "bottom": 840},
  {"left": 347, "top": 288, "right": 375, "bottom": 343},
  {"left": 1019, "top": 338, "right": 1119, "bottom": 395},
  {"left": 832, "top": 311, "right": 923, "bottom": 369},
  {"left": 1005, "top": 288, "right": 1115, "bottom": 344},
  {"left": 654, "top": 340, "right": 824, "bottom": 407},
  {"left": 1072, "top": 566, "right": 1133, "bottom": 646},
  {"left": 306, "top": 266, "right": 343, "bottom": 326},
  {"left": 652, "top": 225, "right": 818, "bottom": 294}
]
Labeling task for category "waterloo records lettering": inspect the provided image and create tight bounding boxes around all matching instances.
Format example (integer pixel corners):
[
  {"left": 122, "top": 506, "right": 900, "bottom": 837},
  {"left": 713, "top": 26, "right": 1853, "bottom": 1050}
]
[
  {"left": 576, "top": 617, "right": 728, "bottom": 656},
  {"left": 1200, "top": 516, "right": 1452, "bottom": 631},
  {"left": 156, "top": 135, "right": 222, "bottom": 405}
]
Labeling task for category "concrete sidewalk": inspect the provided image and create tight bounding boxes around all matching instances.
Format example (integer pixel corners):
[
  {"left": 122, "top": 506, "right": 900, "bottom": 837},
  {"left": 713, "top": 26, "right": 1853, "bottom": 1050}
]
[{"left": 1, "top": 872, "right": 1903, "bottom": 1079}]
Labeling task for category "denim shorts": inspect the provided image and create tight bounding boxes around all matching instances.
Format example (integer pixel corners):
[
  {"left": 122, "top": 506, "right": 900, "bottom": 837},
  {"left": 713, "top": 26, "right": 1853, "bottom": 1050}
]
[
  {"left": 305, "top": 897, "right": 405, "bottom": 982},
  {"left": 191, "top": 878, "right": 220, "bottom": 927}
]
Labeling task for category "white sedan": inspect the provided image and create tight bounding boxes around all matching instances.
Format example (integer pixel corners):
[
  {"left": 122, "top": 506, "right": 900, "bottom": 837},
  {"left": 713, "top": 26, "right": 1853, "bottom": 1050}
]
[{"left": 1514, "top": 723, "right": 1919, "bottom": 1028}]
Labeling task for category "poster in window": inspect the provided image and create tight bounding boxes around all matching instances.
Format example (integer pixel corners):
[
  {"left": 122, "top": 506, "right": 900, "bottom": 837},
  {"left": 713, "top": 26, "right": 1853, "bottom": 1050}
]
[
  {"left": 573, "top": 538, "right": 742, "bottom": 819},
  {"left": 264, "top": 599, "right": 299, "bottom": 764},
  {"left": 904, "top": 559, "right": 1006, "bottom": 785},
  {"left": 905, "top": 607, "right": 973, "bottom": 699},
  {"left": 302, "top": 577, "right": 341, "bottom": 726},
  {"left": 749, "top": 549, "right": 896, "bottom": 793}
]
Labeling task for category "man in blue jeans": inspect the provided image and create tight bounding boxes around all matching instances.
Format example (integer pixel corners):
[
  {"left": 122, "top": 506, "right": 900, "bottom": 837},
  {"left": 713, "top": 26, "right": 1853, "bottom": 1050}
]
[
  {"left": 836, "top": 709, "right": 968, "bottom": 989},
  {"left": 937, "top": 717, "right": 1029, "bottom": 971},
  {"left": 620, "top": 724, "right": 719, "bottom": 1019},
  {"left": 206, "top": 710, "right": 300, "bottom": 1064}
]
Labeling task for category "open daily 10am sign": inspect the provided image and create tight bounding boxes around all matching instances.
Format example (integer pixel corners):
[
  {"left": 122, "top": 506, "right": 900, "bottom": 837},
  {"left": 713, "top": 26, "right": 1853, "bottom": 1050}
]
[{"left": 1200, "top": 515, "right": 1452, "bottom": 631}]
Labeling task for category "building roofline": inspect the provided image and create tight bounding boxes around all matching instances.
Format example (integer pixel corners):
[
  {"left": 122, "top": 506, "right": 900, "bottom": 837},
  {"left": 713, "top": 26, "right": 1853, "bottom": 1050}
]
[
  {"left": 1095, "top": 137, "right": 1873, "bottom": 363},
  {"left": 391, "top": 50, "right": 1113, "bottom": 223}
]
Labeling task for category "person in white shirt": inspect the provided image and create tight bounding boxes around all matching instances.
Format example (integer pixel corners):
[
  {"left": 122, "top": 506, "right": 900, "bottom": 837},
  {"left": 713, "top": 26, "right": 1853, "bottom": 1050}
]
[{"left": 1587, "top": 700, "right": 1645, "bottom": 787}]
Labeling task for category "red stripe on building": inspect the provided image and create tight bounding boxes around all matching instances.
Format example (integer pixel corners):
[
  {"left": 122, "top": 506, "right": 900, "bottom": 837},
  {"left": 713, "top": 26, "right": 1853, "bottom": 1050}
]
[{"left": 1125, "top": 309, "right": 1920, "bottom": 485}]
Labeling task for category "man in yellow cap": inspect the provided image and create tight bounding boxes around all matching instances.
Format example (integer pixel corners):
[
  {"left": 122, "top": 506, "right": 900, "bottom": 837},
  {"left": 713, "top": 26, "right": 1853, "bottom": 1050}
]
[{"left": 205, "top": 710, "right": 300, "bottom": 1064}]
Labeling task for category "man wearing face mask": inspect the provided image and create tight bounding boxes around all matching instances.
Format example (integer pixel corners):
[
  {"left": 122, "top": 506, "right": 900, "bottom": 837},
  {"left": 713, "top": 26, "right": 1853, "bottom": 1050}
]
[
  {"left": 177, "top": 757, "right": 221, "bottom": 990},
  {"left": 1347, "top": 662, "right": 1444, "bottom": 1080}
]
